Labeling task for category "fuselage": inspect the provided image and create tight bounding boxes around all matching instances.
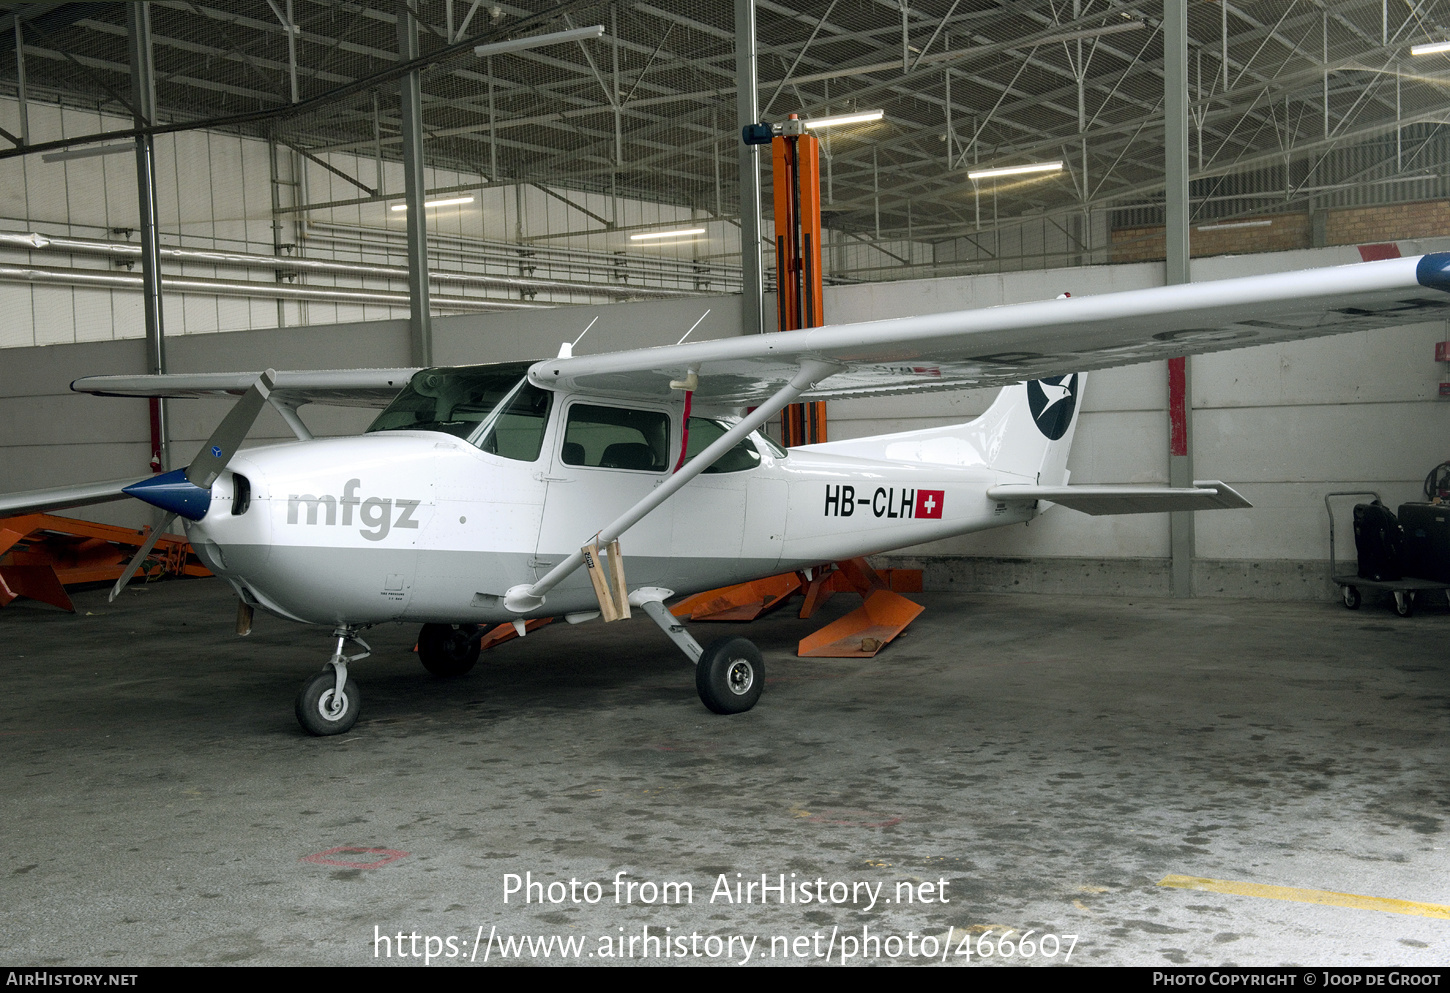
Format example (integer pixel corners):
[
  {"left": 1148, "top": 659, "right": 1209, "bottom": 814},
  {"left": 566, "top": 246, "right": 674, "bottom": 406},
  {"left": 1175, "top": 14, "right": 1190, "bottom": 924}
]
[{"left": 187, "top": 382, "right": 1034, "bottom": 627}]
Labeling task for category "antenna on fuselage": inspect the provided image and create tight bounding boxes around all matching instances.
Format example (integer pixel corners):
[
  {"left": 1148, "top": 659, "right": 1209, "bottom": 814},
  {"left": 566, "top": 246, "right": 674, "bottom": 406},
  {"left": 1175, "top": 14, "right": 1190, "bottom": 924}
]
[
  {"left": 676, "top": 308, "right": 711, "bottom": 345},
  {"left": 557, "top": 316, "right": 599, "bottom": 359}
]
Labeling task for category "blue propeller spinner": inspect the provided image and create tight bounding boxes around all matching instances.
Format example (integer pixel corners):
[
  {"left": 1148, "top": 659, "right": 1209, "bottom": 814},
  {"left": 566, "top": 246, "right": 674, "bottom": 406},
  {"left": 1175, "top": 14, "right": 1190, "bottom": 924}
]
[{"left": 122, "top": 469, "right": 213, "bottom": 522}]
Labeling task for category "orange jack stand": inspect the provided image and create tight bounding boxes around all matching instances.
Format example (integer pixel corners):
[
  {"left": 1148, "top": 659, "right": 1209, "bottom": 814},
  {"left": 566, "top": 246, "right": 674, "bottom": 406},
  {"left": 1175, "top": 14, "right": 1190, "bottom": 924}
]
[
  {"left": 670, "top": 571, "right": 802, "bottom": 622},
  {"left": 0, "top": 513, "right": 211, "bottom": 611},
  {"left": 797, "top": 590, "right": 925, "bottom": 658},
  {"left": 476, "top": 617, "right": 553, "bottom": 651},
  {"left": 412, "top": 617, "right": 554, "bottom": 657},
  {"left": 794, "top": 558, "right": 922, "bottom": 658},
  {"left": 671, "top": 558, "right": 925, "bottom": 659}
]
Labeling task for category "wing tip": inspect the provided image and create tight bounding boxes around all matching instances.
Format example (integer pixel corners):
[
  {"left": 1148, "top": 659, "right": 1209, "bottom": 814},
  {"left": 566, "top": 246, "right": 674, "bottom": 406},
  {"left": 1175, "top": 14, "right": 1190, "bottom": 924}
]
[{"left": 1416, "top": 251, "right": 1450, "bottom": 293}]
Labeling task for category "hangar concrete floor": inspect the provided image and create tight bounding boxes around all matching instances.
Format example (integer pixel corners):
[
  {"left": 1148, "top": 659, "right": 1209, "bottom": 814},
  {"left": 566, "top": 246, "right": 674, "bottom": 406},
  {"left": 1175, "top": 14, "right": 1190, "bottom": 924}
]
[{"left": 2, "top": 577, "right": 1447, "bottom": 967}]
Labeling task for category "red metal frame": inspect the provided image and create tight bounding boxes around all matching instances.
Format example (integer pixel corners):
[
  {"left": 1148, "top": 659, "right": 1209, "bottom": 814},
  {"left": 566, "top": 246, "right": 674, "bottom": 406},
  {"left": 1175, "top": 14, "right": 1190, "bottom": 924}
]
[{"left": 0, "top": 513, "right": 211, "bottom": 611}]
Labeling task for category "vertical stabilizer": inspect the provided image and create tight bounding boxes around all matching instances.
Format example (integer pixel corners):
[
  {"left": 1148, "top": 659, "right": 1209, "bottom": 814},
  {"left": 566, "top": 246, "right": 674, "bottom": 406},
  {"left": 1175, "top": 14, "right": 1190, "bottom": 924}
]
[
  {"left": 802, "top": 373, "right": 1086, "bottom": 485},
  {"left": 974, "top": 373, "right": 1084, "bottom": 485}
]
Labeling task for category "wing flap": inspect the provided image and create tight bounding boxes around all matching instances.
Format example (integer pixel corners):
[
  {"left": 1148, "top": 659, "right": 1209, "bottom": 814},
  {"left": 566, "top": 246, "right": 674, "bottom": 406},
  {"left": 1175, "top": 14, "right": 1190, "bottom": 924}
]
[{"left": 987, "top": 480, "right": 1252, "bottom": 516}]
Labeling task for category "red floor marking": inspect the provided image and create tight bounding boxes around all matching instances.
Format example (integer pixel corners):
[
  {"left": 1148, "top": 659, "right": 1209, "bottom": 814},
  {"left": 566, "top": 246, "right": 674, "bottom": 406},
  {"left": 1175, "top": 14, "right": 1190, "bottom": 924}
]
[
  {"left": 301, "top": 846, "right": 409, "bottom": 869},
  {"left": 802, "top": 809, "right": 903, "bottom": 828}
]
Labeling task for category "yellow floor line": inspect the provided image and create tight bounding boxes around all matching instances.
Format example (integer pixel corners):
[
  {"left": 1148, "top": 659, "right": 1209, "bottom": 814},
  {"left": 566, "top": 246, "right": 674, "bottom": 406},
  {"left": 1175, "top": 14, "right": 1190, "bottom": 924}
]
[{"left": 1158, "top": 874, "right": 1450, "bottom": 920}]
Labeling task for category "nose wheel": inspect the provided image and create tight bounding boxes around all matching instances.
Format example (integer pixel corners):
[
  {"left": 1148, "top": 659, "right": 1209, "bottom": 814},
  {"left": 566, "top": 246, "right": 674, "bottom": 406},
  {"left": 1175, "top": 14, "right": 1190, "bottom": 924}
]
[
  {"left": 295, "top": 628, "right": 370, "bottom": 736},
  {"left": 296, "top": 667, "right": 361, "bottom": 736}
]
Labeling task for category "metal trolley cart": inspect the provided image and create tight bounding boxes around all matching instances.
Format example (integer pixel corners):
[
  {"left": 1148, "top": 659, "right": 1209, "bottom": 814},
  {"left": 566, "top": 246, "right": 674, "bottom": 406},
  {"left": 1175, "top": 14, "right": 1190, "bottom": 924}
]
[{"left": 1326, "top": 491, "right": 1450, "bottom": 617}]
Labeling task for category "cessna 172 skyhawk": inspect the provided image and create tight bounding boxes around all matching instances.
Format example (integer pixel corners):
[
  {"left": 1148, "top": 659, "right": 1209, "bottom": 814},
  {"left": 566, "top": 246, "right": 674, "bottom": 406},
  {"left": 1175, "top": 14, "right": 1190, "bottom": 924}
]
[{"left": 5, "top": 252, "right": 1450, "bottom": 735}]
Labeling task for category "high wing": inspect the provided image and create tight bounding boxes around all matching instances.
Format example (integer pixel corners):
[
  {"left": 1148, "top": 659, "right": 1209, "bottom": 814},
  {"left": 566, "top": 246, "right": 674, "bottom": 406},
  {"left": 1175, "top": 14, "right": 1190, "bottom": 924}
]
[
  {"left": 529, "top": 254, "right": 1450, "bottom": 404},
  {"left": 66, "top": 256, "right": 1450, "bottom": 409},
  {"left": 0, "top": 478, "right": 141, "bottom": 517},
  {"left": 70, "top": 367, "right": 417, "bottom": 408}
]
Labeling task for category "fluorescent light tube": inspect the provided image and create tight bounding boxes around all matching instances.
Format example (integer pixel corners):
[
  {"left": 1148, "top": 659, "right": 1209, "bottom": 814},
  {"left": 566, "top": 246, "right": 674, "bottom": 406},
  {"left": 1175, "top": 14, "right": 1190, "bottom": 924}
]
[
  {"left": 968, "top": 161, "right": 1064, "bottom": 180},
  {"left": 629, "top": 228, "right": 706, "bottom": 241},
  {"left": 803, "top": 110, "right": 885, "bottom": 129},
  {"left": 390, "top": 196, "right": 476, "bottom": 212}
]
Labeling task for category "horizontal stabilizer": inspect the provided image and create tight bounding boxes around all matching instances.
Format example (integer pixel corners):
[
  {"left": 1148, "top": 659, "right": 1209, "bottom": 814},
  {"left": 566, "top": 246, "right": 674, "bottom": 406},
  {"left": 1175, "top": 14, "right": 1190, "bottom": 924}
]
[
  {"left": 986, "top": 480, "right": 1251, "bottom": 515},
  {"left": 0, "top": 478, "right": 138, "bottom": 517}
]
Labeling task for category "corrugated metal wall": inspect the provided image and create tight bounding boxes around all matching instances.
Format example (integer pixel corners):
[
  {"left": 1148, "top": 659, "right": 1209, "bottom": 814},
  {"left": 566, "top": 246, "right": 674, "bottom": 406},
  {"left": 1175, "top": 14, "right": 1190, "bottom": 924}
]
[{"left": 0, "top": 94, "right": 739, "bottom": 347}]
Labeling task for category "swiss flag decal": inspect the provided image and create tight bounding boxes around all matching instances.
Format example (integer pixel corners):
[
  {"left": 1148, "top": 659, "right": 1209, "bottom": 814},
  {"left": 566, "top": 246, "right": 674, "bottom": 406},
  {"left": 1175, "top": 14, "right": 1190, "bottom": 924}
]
[{"left": 915, "top": 490, "right": 944, "bottom": 519}]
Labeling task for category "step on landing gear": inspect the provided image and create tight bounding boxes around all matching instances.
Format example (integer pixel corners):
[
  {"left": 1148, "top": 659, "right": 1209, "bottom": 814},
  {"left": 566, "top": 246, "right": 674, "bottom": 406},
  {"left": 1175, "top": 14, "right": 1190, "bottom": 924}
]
[
  {"left": 296, "top": 627, "right": 370, "bottom": 736},
  {"left": 632, "top": 587, "right": 763, "bottom": 715}
]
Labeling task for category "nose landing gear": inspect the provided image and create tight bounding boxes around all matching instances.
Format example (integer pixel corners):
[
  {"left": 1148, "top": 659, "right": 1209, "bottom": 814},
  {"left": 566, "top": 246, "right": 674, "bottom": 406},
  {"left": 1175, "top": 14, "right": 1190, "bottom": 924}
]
[{"left": 295, "top": 627, "right": 370, "bottom": 736}]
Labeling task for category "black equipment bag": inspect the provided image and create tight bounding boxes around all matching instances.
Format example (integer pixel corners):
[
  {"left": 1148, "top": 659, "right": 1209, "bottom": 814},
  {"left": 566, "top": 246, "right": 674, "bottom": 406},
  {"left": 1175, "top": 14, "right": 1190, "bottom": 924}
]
[
  {"left": 1398, "top": 502, "right": 1450, "bottom": 582},
  {"left": 1353, "top": 501, "right": 1403, "bottom": 582},
  {"left": 1425, "top": 461, "right": 1450, "bottom": 502}
]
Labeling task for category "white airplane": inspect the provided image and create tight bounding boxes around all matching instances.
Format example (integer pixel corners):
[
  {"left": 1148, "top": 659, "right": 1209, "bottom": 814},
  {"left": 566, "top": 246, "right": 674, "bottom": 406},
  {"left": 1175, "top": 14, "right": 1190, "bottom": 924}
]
[{"left": 4, "top": 252, "right": 1449, "bottom": 735}]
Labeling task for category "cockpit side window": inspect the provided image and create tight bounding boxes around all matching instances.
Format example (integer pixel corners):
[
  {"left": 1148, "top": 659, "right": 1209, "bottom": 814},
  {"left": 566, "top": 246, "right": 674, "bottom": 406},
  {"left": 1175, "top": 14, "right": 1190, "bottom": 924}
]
[
  {"left": 561, "top": 404, "right": 670, "bottom": 472},
  {"left": 477, "top": 383, "right": 552, "bottom": 461}
]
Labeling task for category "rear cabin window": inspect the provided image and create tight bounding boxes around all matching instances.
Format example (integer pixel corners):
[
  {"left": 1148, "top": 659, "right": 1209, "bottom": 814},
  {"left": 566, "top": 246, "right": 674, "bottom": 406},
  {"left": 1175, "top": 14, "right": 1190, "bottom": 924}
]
[
  {"left": 681, "top": 417, "right": 763, "bottom": 473},
  {"left": 562, "top": 404, "right": 670, "bottom": 472}
]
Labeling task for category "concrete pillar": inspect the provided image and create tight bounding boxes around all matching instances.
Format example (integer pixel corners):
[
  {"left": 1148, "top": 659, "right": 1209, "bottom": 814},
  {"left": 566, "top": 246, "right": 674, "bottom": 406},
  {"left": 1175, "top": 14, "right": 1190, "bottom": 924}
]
[
  {"left": 735, "top": 0, "right": 764, "bottom": 335},
  {"left": 1164, "top": 0, "right": 1194, "bottom": 597},
  {"left": 397, "top": 1, "right": 433, "bottom": 367}
]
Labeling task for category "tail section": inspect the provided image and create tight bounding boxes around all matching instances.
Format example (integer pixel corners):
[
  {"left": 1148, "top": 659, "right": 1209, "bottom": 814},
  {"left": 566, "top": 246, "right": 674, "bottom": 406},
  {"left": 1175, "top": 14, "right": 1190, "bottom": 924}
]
[{"left": 803, "top": 373, "right": 1085, "bottom": 485}]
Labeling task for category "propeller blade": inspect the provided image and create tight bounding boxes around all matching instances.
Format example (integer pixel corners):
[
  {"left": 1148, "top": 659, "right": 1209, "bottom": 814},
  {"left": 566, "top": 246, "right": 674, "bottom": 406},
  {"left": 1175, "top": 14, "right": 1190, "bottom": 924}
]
[
  {"left": 184, "top": 368, "right": 276, "bottom": 488},
  {"left": 108, "top": 512, "right": 177, "bottom": 602}
]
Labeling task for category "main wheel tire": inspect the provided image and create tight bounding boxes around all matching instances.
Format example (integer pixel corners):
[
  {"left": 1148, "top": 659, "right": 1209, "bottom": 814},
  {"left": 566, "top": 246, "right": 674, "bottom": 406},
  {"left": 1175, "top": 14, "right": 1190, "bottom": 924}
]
[
  {"left": 1342, "top": 585, "right": 1360, "bottom": 610},
  {"left": 696, "top": 637, "right": 764, "bottom": 715},
  {"left": 417, "top": 623, "right": 481, "bottom": 677},
  {"left": 295, "top": 668, "right": 361, "bottom": 736}
]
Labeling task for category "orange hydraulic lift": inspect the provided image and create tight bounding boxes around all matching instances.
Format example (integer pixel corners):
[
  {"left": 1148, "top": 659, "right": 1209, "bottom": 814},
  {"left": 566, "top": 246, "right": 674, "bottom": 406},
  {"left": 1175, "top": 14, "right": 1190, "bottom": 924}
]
[
  {"left": 769, "top": 115, "right": 828, "bottom": 447},
  {"left": 698, "top": 115, "right": 925, "bottom": 657}
]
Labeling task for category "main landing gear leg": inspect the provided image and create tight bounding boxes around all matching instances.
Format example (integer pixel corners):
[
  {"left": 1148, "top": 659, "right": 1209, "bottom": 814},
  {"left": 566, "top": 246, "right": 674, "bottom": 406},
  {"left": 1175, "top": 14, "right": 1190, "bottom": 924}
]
[
  {"left": 295, "top": 627, "right": 370, "bottom": 736},
  {"left": 632, "top": 587, "right": 764, "bottom": 716}
]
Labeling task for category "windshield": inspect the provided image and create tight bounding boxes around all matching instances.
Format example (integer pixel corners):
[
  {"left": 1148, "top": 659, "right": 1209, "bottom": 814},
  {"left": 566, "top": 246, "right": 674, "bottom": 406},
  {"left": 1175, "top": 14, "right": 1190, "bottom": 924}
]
[{"left": 367, "top": 362, "right": 538, "bottom": 441}]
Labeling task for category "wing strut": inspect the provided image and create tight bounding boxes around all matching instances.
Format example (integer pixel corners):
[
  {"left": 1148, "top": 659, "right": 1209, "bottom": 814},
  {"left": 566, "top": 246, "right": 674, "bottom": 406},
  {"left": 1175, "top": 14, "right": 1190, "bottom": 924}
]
[{"left": 503, "top": 359, "right": 842, "bottom": 613}]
